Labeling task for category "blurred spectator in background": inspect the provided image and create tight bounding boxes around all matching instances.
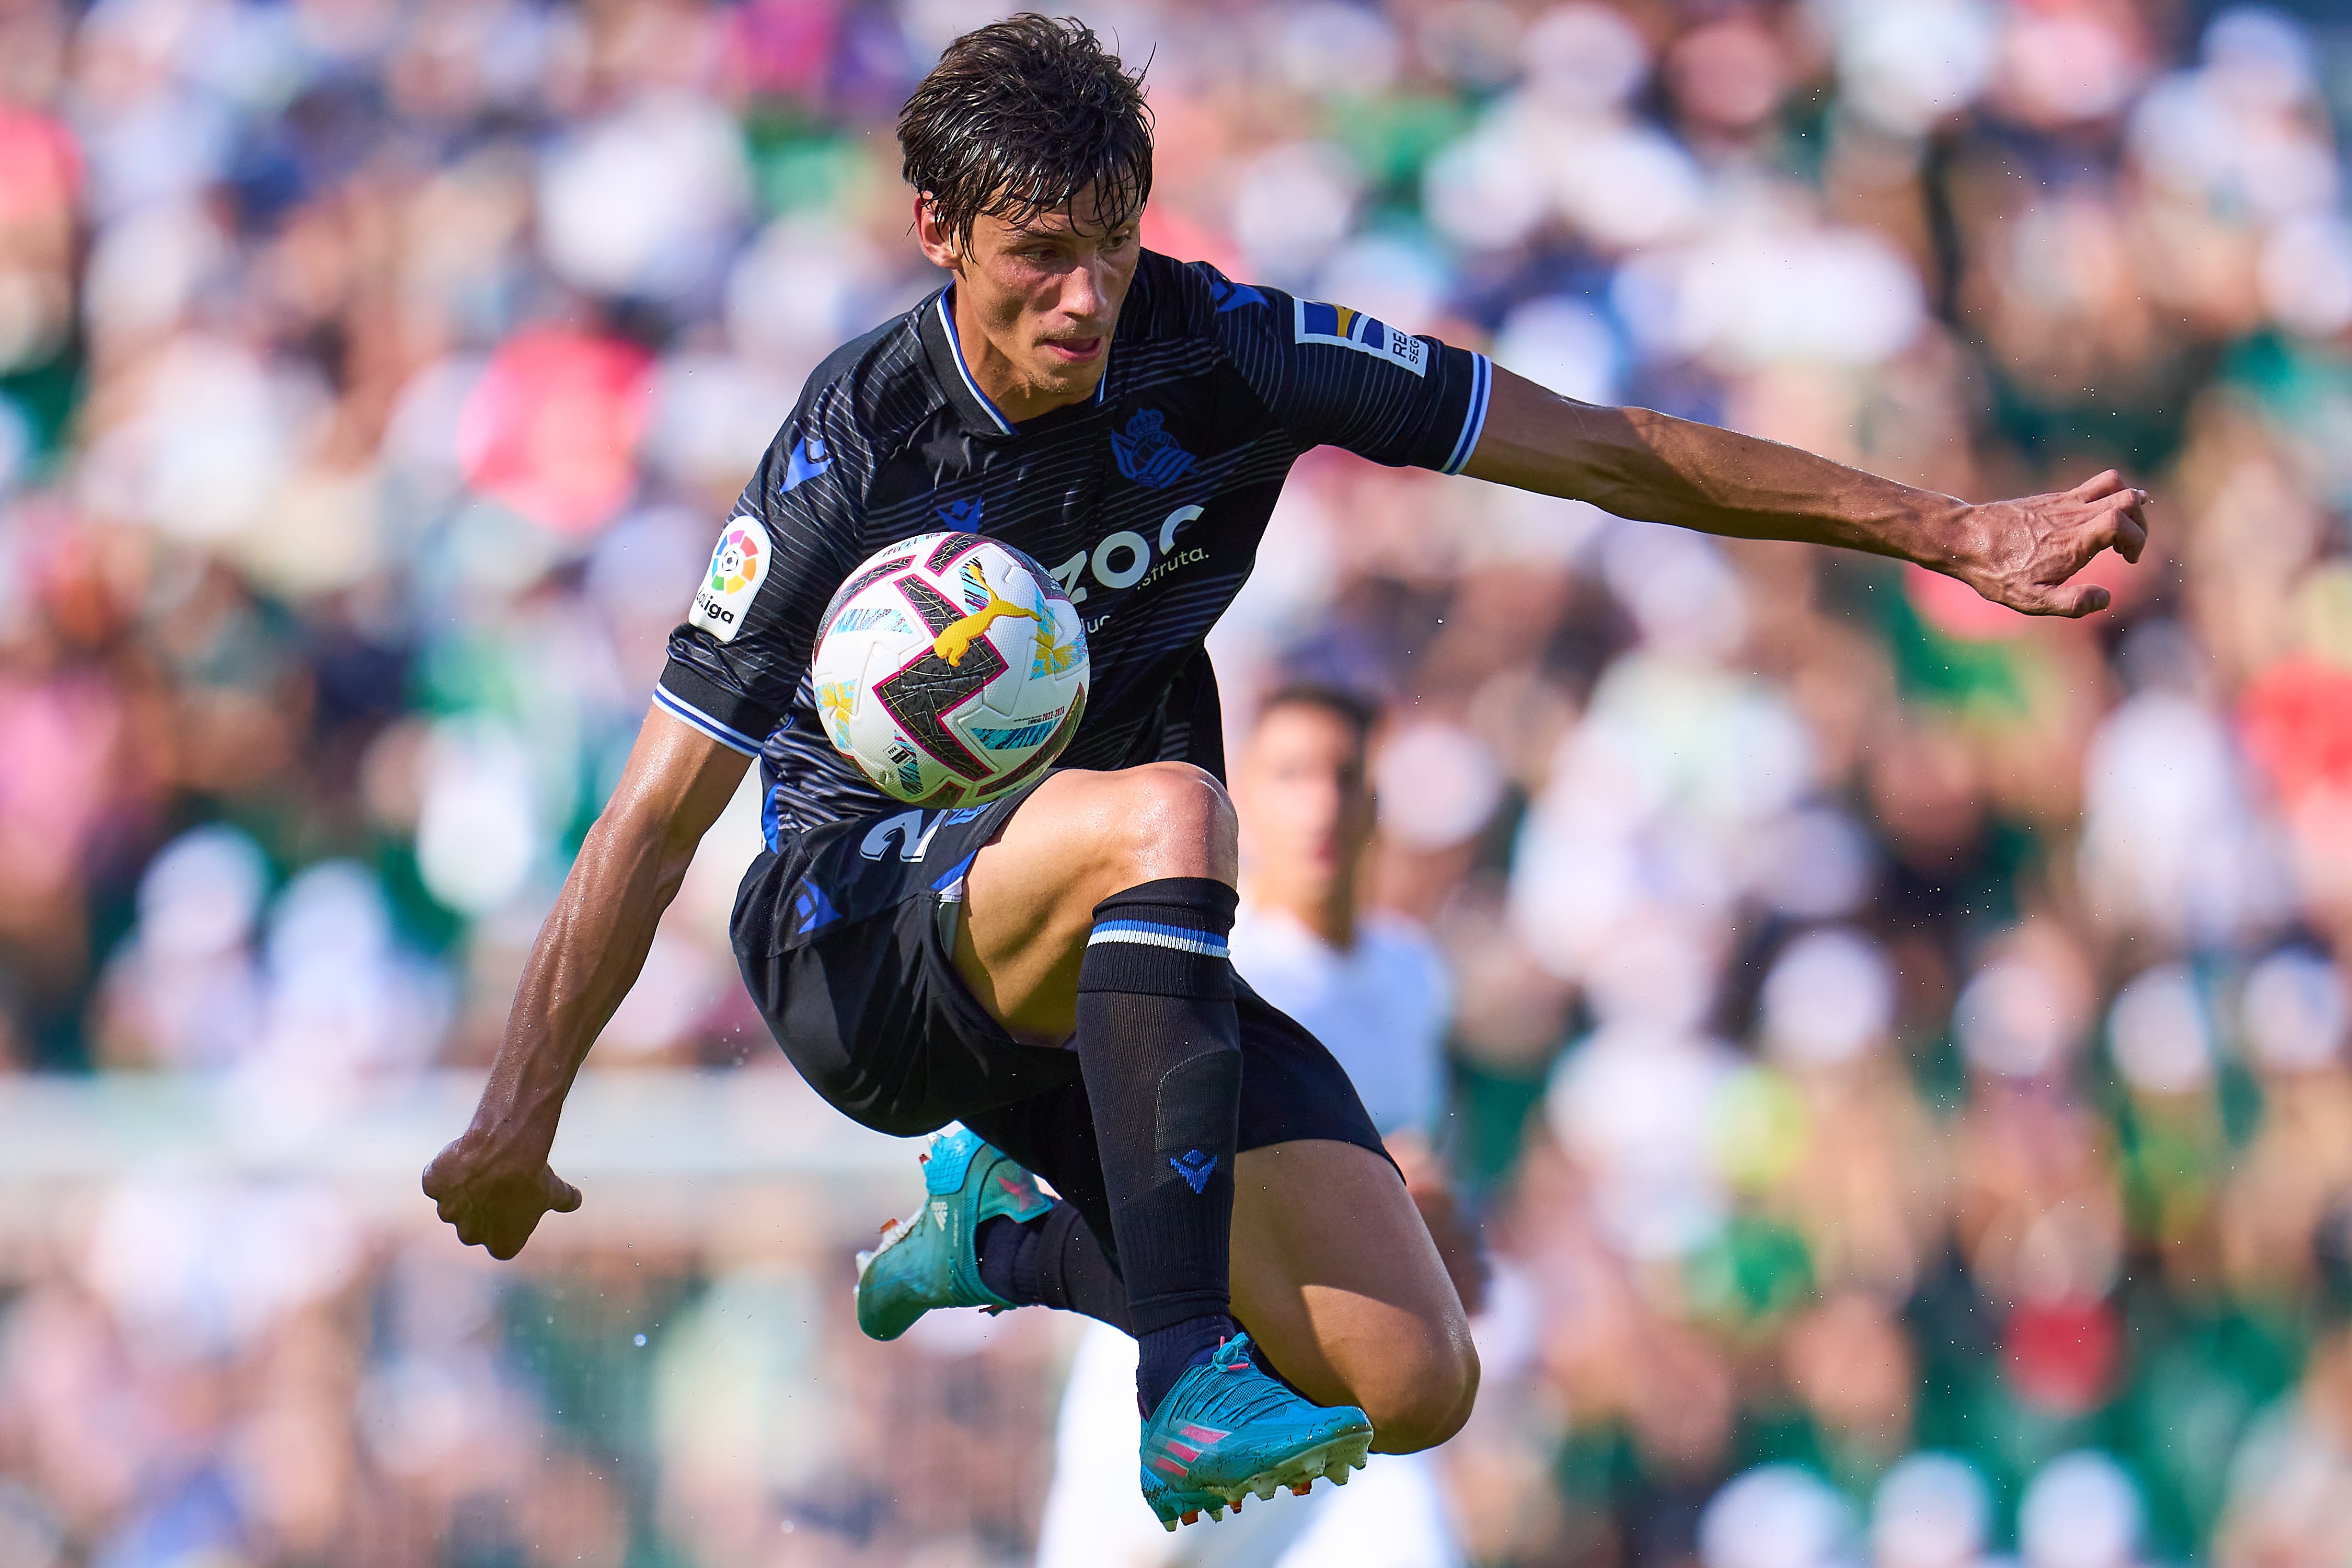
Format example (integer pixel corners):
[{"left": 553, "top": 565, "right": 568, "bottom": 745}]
[{"left": 1, "top": 0, "right": 2351, "bottom": 1562}]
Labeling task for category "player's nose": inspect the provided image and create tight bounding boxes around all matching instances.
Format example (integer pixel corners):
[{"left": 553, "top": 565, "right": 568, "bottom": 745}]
[{"left": 1061, "top": 257, "right": 1112, "bottom": 322}]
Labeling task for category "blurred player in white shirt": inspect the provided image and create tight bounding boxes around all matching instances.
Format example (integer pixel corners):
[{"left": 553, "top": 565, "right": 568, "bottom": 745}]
[{"left": 1036, "top": 685, "right": 1484, "bottom": 1568}]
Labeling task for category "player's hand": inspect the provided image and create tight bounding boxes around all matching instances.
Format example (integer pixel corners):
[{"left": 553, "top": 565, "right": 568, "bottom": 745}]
[
  {"left": 422, "top": 1131, "right": 582, "bottom": 1260},
  {"left": 1945, "top": 469, "right": 2149, "bottom": 617}
]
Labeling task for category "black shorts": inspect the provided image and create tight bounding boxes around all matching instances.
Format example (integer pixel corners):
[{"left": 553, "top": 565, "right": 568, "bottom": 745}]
[{"left": 730, "top": 780, "right": 1387, "bottom": 1258}]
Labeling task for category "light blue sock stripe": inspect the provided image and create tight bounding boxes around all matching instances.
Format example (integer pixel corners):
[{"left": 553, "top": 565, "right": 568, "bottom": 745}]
[
  {"left": 1087, "top": 919, "right": 1229, "bottom": 958},
  {"left": 1091, "top": 918, "right": 1227, "bottom": 945}
]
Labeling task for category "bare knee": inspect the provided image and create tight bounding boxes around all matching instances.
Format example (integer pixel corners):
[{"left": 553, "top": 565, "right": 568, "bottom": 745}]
[
  {"left": 1363, "top": 1332, "right": 1480, "bottom": 1454},
  {"left": 1091, "top": 762, "right": 1237, "bottom": 890}
]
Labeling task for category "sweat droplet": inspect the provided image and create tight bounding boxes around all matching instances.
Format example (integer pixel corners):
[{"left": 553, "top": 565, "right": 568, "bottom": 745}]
[{"left": 633, "top": 1333, "right": 647, "bottom": 1346}]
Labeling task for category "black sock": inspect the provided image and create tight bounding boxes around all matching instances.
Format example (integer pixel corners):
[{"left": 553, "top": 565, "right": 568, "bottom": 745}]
[
  {"left": 1136, "top": 1315, "right": 1235, "bottom": 1416},
  {"left": 975, "top": 1204, "right": 1133, "bottom": 1333},
  {"left": 1075, "top": 877, "right": 1243, "bottom": 1414}
]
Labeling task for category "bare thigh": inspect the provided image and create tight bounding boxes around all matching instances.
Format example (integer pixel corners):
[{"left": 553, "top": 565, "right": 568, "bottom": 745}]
[
  {"left": 950, "top": 764, "right": 1236, "bottom": 1044},
  {"left": 1231, "top": 1139, "right": 1478, "bottom": 1452}
]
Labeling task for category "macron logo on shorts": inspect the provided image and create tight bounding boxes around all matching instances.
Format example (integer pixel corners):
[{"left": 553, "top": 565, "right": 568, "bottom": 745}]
[{"left": 1087, "top": 920, "right": 1229, "bottom": 958}]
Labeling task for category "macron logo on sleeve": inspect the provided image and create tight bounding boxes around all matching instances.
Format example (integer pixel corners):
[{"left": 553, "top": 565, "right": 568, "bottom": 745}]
[
  {"left": 784, "top": 435, "right": 832, "bottom": 491},
  {"left": 1208, "top": 275, "right": 1267, "bottom": 313}
]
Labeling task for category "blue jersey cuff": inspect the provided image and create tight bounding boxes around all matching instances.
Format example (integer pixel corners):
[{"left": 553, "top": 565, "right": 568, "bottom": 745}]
[
  {"left": 1441, "top": 352, "right": 1492, "bottom": 475},
  {"left": 653, "top": 682, "right": 765, "bottom": 756}
]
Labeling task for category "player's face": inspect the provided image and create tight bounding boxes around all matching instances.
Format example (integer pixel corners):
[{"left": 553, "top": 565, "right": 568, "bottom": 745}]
[
  {"left": 1235, "top": 704, "right": 1377, "bottom": 903},
  {"left": 918, "top": 186, "right": 1139, "bottom": 419}
]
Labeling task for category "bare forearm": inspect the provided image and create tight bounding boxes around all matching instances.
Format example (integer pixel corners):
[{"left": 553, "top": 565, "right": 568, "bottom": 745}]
[
  {"left": 467, "top": 816, "right": 693, "bottom": 1148},
  {"left": 1464, "top": 371, "right": 1966, "bottom": 564},
  {"left": 1460, "top": 365, "right": 2149, "bottom": 617},
  {"left": 425, "top": 707, "right": 748, "bottom": 1260},
  {"left": 457, "top": 707, "right": 749, "bottom": 1152}
]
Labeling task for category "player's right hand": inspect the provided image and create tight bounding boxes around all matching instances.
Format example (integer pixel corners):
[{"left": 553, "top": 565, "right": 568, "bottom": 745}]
[{"left": 422, "top": 1133, "right": 582, "bottom": 1260}]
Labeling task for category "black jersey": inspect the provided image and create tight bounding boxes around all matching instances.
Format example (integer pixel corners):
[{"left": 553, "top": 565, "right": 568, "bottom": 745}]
[{"left": 654, "top": 249, "right": 1493, "bottom": 842}]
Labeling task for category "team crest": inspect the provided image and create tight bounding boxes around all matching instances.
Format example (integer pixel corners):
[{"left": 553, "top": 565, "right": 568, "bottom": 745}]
[
  {"left": 783, "top": 434, "right": 831, "bottom": 490},
  {"left": 1111, "top": 408, "right": 1196, "bottom": 490}
]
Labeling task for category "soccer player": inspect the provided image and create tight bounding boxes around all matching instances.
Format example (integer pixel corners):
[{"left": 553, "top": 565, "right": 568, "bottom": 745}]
[
  {"left": 1036, "top": 684, "right": 1476, "bottom": 1566},
  {"left": 422, "top": 15, "right": 2150, "bottom": 1530}
]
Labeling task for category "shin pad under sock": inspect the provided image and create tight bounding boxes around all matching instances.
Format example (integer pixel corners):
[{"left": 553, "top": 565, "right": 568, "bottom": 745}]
[{"left": 1075, "top": 877, "right": 1243, "bottom": 1413}]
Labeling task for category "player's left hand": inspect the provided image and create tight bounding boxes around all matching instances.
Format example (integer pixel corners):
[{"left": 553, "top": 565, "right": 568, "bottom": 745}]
[{"left": 1945, "top": 469, "right": 2149, "bottom": 617}]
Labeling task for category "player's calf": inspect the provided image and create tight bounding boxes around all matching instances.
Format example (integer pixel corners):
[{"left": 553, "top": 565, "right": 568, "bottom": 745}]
[
  {"left": 1358, "top": 1335, "right": 1479, "bottom": 1454},
  {"left": 1228, "top": 1138, "right": 1482, "bottom": 1454},
  {"left": 1251, "top": 1287, "right": 1477, "bottom": 1453}
]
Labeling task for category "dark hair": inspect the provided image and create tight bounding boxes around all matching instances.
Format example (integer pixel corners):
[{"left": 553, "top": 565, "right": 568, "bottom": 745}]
[
  {"left": 898, "top": 15, "right": 1154, "bottom": 256},
  {"left": 1256, "top": 683, "right": 1381, "bottom": 747}
]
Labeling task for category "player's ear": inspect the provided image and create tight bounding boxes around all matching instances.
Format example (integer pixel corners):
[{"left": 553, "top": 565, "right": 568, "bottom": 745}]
[{"left": 914, "top": 195, "right": 964, "bottom": 272}]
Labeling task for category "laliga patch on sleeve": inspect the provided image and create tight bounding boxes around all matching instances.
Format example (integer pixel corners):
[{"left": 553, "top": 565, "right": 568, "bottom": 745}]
[
  {"left": 689, "top": 515, "right": 772, "bottom": 642},
  {"left": 1294, "top": 299, "right": 1429, "bottom": 377}
]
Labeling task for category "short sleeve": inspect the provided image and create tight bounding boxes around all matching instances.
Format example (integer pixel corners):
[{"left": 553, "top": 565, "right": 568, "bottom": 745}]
[
  {"left": 1195, "top": 264, "right": 1492, "bottom": 474},
  {"left": 655, "top": 398, "right": 863, "bottom": 755}
]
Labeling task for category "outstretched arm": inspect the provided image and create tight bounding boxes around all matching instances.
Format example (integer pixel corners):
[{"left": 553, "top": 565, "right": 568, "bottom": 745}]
[
  {"left": 1462, "top": 366, "right": 2148, "bottom": 617},
  {"left": 423, "top": 706, "right": 752, "bottom": 1258}
]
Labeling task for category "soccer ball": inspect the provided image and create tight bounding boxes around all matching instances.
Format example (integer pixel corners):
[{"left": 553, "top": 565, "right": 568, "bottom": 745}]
[{"left": 811, "top": 532, "right": 1089, "bottom": 806}]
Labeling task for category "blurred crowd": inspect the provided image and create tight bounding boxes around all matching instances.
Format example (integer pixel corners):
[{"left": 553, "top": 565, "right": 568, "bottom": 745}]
[{"left": 3, "top": 0, "right": 2352, "bottom": 1562}]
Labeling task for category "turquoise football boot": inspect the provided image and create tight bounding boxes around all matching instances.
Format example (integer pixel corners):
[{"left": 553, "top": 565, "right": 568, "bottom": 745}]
[
  {"left": 854, "top": 1125, "right": 1055, "bottom": 1341},
  {"left": 1138, "top": 1332, "right": 1375, "bottom": 1530}
]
